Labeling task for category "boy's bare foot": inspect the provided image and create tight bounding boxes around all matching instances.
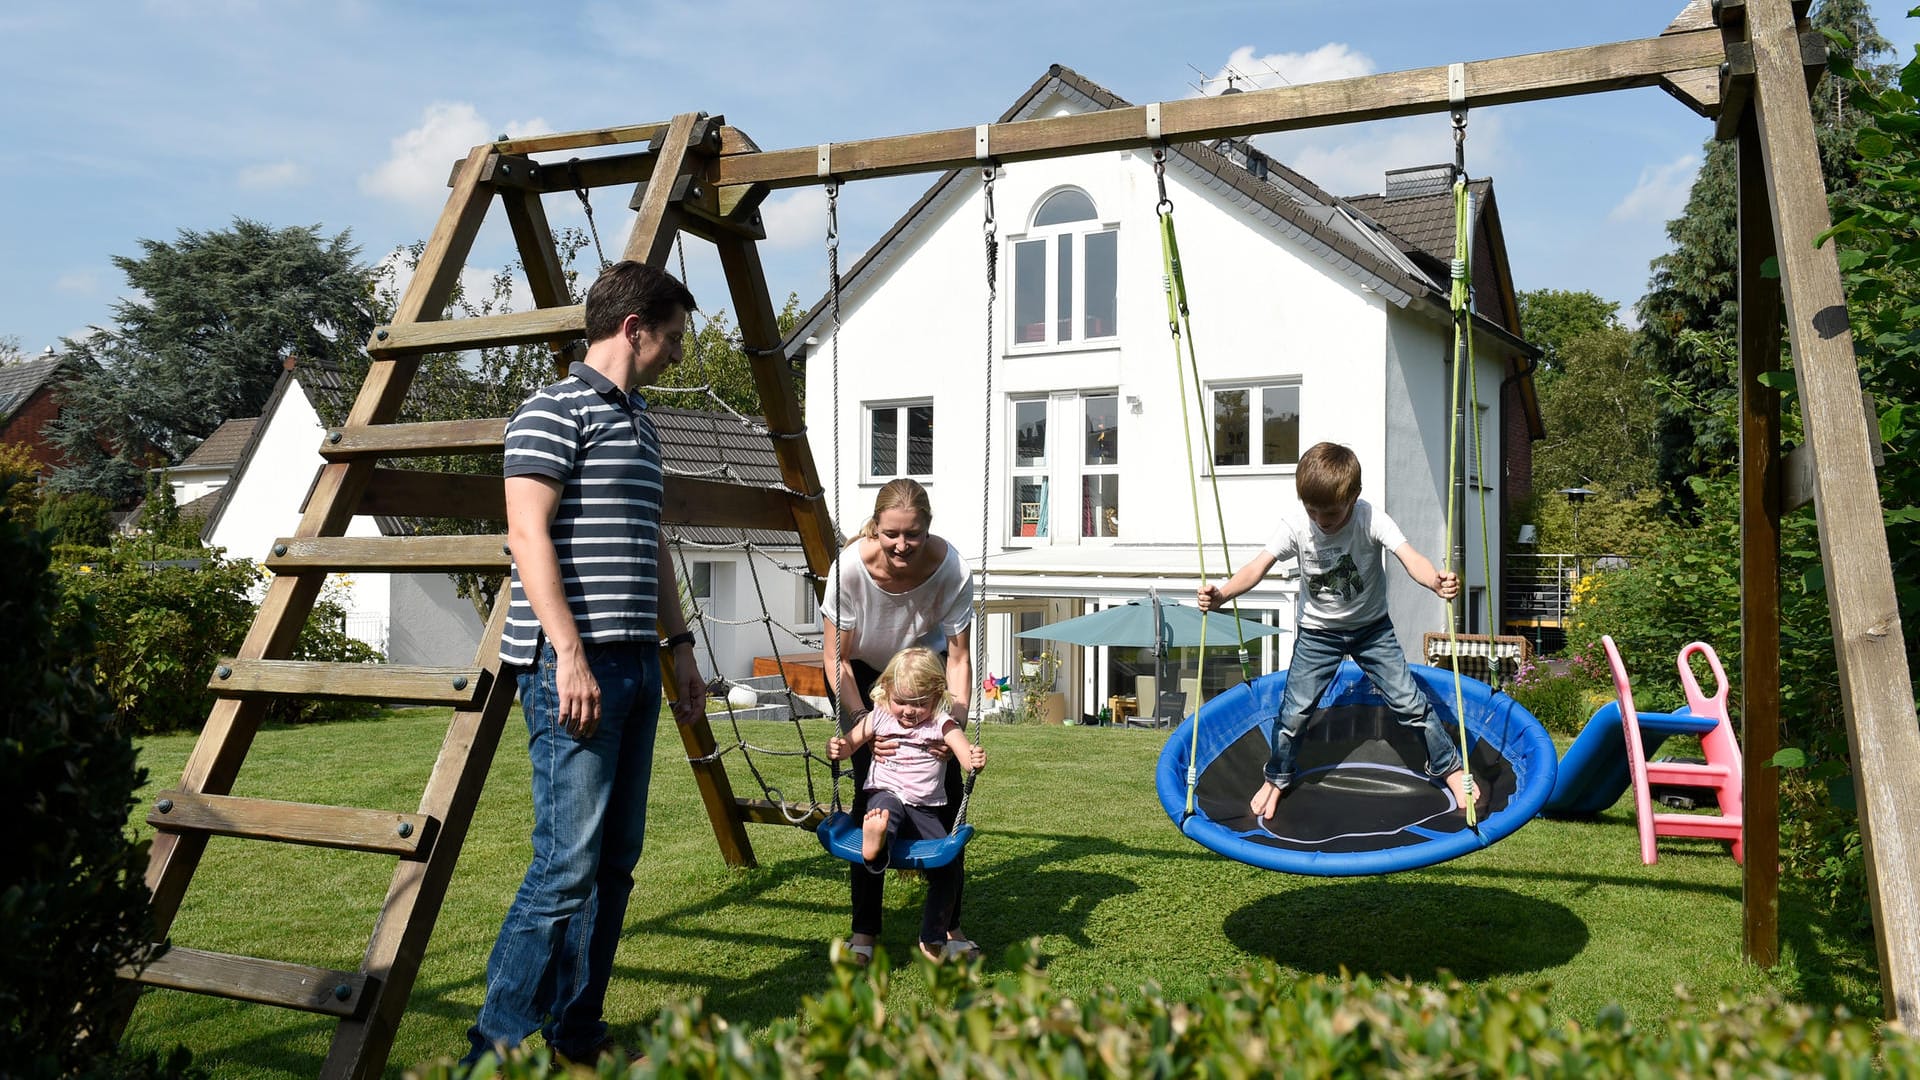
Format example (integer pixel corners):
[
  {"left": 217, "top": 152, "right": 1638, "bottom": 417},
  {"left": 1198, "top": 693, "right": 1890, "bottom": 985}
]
[
  {"left": 1249, "top": 781, "right": 1287, "bottom": 820},
  {"left": 861, "top": 807, "right": 891, "bottom": 863},
  {"left": 1444, "top": 769, "right": 1480, "bottom": 811}
]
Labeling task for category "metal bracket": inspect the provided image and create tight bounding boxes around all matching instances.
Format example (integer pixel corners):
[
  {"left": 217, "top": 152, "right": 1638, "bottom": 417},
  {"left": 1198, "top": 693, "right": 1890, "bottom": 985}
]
[
  {"left": 816, "top": 143, "right": 833, "bottom": 179},
  {"left": 975, "top": 124, "right": 991, "bottom": 161},
  {"left": 1145, "top": 102, "right": 1162, "bottom": 142}
]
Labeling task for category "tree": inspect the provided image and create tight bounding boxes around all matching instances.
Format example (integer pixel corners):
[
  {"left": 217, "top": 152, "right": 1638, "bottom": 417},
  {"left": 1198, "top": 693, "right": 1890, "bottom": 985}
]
[
  {"left": 48, "top": 219, "right": 378, "bottom": 503},
  {"left": 1516, "top": 288, "right": 1622, "bottom": 379},
  {"left": 1531, "top": 325, "right": 1658, "bottom": 497},
  {"left": 1635, "top": 0, "right": 1894, "bottom": 500}
]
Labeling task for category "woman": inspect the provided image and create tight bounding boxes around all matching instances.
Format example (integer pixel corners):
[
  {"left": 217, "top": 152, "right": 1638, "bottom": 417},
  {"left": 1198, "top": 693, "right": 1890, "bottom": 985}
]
[{"left": 821, "top": 478, "right": 980, "bottom": 965}]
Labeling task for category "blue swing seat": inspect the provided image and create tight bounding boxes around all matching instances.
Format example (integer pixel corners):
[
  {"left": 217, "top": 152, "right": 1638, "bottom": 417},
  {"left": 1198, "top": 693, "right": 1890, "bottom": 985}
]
[{"left": 816, "top": 812, "right": 974, "bottom": 870}]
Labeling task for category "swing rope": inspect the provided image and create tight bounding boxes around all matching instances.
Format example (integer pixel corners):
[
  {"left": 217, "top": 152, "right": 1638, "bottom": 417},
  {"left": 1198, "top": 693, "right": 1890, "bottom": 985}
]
[
  {"left": 1443, "top": 88, "right": 1497, "bottom": 829},
  {"left": 1153, "top": 149, "right": 1253, "bottom": 817},
  {"left": 953, "top": 163, "right": 998, "bottom": 829}
]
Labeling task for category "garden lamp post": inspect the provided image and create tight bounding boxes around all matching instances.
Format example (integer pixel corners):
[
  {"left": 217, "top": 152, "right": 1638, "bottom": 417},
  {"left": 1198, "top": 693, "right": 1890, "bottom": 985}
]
[{"left": 1558, "top": 487, "right": 1594, "bottom": 551}]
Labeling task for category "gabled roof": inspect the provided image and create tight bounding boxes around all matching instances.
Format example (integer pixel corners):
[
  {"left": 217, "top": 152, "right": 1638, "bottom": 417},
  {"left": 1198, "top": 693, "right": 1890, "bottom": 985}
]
[
  {"left": 177, "top": 417, "right": 259, "bottom": 470},
  {"left": 0, "top": 353, "right": 74, "bottom": 424},
  {"left": 651, "top": 404, "right": 799, "bottom": 548},
  {"left": 784, "top": 63, "right": 1536, "bottom": 361}
]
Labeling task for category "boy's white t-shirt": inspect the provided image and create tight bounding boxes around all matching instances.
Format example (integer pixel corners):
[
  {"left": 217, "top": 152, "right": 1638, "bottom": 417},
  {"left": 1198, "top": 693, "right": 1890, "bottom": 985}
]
[{"left": 1262, "top": 498, "right": 1407, "bottom": 631}]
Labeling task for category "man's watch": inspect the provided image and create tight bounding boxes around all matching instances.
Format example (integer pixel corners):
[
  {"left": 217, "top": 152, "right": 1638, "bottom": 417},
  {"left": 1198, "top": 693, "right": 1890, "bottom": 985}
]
[{"left": 663, "top": 630, "right": 697, "bottom": 650}]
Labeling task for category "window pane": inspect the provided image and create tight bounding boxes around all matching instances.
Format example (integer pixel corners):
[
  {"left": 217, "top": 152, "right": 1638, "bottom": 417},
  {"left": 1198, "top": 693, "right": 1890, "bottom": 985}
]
[
  {"left": 1084, "top": 230, "right": 1116, "bottom": 338},
  {"left": 906, "top": 405, "right": 933, "bottom": 476},
  {"left": 870, "top": 408, "right": 896, "bottom": 476},
  {"left": 1014, "top": 241, "right": 1045, "bottom": 343},
  {"left": 1056, "top": 240, "right": 1074, "bottom": 342},
  {"left": 1033, "top": 189, "right": 1096, "bottom": 226},
  {"left": 689, "top": 561, "right": 714, "bottom": 601},
  {"left": 1261, "top": 385, "right": 1300, "bottom": 465},
  {"left": 1213, "top": 389, "right": 1249, "bottom": 467},
  {"left": 1014, "top": 477, "right": 1049, "bottom": 538},
  {"left": 1085, "top": 395, "right": 1118, "bottom": 466},
  {"left": 1014, "top": 400, "right": 1048, "bottom": 467},
  {"left": 1081, "top": 475, "right": 1120, "bottom": 537}
]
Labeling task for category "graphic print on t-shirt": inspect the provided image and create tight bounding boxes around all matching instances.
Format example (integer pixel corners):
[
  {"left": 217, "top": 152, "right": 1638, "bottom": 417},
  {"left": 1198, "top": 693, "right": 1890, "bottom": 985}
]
[{"left": 1305, "top": 547, "right": 1363, "bottom": 604}]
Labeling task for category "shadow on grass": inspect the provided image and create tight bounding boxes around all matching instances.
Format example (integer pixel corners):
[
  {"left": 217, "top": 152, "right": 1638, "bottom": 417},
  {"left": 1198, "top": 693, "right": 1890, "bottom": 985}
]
[{"left": 1224, "top": 882, "right": 1588, "bottom": 981}]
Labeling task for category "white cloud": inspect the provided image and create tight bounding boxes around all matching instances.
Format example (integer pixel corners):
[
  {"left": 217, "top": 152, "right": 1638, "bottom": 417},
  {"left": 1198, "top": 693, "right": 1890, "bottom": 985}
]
[
  {"left": 53, "top": 271, "right": 98, "bottom": 295},
  {"left": 237, "top": 160, "right": 304, "bottom": 190},
  {"left": 1608, "top": 152, "right": 1701, "bottom": 224},
  {"left": 360, "top": 102, "right": 550, "bottom": 206},
  {"left": 756, "top": 187, "right": 827, "bottom": 251},
  {"left": 1203, "top": 42, "right": 1376, "bottom": 94},
  {"left": 1253, "top": 109, "right": 1511, "bottom": 199}
]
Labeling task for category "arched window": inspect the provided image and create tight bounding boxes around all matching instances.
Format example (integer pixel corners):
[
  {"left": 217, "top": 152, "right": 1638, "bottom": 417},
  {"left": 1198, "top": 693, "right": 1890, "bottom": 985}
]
[{"left": 1012, "top": 188, "right": 1117, "bottom": 347}]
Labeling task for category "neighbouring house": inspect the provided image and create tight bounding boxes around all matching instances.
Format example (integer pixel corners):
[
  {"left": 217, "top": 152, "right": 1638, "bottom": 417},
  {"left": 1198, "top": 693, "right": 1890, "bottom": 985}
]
[
  {"left": 155, "top": 360, "right": 485, "bottom": 665},
  {"left": 0, "top": 349, "right": 81, "bottom": 478},
  {"left": 787, "top": 64, "right": 1541, "bottom": 723}
]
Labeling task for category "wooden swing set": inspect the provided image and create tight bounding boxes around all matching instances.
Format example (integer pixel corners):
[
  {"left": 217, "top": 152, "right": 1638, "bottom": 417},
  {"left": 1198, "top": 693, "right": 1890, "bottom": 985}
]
[{"left": 119, "top": 1, "right": 1920, "bottom": 1074}]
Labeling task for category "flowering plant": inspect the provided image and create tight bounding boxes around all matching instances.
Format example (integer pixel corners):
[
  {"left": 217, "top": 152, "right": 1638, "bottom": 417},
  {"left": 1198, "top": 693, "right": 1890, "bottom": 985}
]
[{"left": 1014, "top": 650, "right": 1064, "bottom": 724}]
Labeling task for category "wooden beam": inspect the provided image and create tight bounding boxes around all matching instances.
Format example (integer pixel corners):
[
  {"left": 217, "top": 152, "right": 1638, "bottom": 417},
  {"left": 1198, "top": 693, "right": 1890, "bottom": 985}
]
[
  {"left": 736, "top": 799, "right": 828, "bottom": 829},
  {"left": 500, "top": 185, "right": 585, "bottom": 375},
  {"left": 367, "top": 304, "right": 586, "bottom": 359},
  {"left": 128, "top": 947, "right": 370, "bottom": 1018},
  {"left": 209, "top": 660, "right": 489, "bottom": 707},
  {"left": 1748, "top": 0, "right": 1920, "bottom": 1023},
  {"left": 322, "top": 579, "right": 518, "bottom": 1079},
  {"left": 664, "top": 476, "right": 811, "bottom": 533},
  {"left": 1736, "top": 108, "right": 1784, "bottom": 968},
  {"left": 1779, "top": 393, "right": 1883, "bottom": 512},
  {"left": 320, "top": 419, "right": 507, "bottom": 462},
  {"left": 488, "top": 122, "right": 757, "bottom": 158},
  {"left": 358, "top": 468, "right": 505, "bottom": 521},
  {"left": 264, "top": 535, "right": 511, "bottom": 573},
  {"left": 623, "top": 111, "right": 713, "bottom": 266},
  {"left": 708, "top": 32, "right": 1728, "bottom": 190},
  {"left": 147, "top": 791, "right": 434, "bottom": 857}
]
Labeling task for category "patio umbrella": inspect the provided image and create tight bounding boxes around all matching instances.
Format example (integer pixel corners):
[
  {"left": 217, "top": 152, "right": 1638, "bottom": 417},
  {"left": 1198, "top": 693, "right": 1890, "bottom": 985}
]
[{"left": 1017, "top": 589, "right": 1284, "bottom": 722}]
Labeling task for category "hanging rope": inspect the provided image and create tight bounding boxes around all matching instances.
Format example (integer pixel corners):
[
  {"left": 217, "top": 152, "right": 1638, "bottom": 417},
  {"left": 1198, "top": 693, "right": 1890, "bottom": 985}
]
[
  {"left": 1155, "top": 149, "right": 1254, "bottom": 817},
  {"left": 1443, "top": 84, "right": 1494, "bottom": 830},
  {"left": 952, "top": 164, "right": 998, "bottom": 830},
  {"left": 568, "top": 158, "right": 611, "bottom": 273}
]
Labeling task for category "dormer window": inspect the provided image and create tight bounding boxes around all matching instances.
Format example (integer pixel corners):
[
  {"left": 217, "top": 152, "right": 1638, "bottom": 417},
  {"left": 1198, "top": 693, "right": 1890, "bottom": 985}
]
[{"left": 1011, "top": 188, "right": 1117, "bottom": 348}]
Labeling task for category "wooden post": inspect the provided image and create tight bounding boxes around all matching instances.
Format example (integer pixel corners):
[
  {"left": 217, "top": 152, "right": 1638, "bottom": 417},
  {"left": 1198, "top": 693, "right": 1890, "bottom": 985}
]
[
  {"left": 1735, "top": 106, "right": 1783, "bottom": 968},
  {"left": 1747, "top": 0, "right": 1920, "bottom": 1021}
]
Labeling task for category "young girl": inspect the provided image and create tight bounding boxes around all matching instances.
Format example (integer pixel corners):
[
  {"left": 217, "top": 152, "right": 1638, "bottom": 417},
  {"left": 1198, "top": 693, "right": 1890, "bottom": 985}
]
[{"left": 826, "top": 646, "right": 986, "bottom": 962}]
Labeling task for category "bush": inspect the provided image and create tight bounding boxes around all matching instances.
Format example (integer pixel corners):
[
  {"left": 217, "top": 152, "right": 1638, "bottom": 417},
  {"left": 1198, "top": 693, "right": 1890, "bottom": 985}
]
[
  {"left": 55, "top": 543, "right": 383, "bottom": 733},
  {"left": 1504, "top": 653, "right": 1608, "bottom": 738},
  {"left": 0, "top": 481, "right": 197, "bottom": 1077},
  {"left": 413, "top": 940, "right": 1916, "bottom": 1078},
  {"left": 38, "top": 490, "right": 116, "bottom": 547}
]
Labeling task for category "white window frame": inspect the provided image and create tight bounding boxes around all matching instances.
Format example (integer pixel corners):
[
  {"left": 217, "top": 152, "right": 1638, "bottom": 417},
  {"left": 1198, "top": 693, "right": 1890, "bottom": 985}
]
[
  {"left": 1010, "top": 188, "right": 1119, "bottom": 351},
  {"left": 862, "top": 399, "right": 934, "bottom": 482},
  {"left": 1006, "top": 391, "right": 1120, "bottom": 546},
  {"left": 1206, "top": 379, "right": 1303, "bottom": 474},
  {"left": 1079, "top": 392, "right": 1120, "bottom": 541}
]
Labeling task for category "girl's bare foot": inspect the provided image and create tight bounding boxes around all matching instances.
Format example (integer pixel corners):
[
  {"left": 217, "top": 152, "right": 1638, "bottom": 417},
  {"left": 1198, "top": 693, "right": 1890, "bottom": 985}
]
[
  {"left": 861, "top": 807, "right": 891, "bottom": 863},
  {"left": 1444, "top": 769, "right": 1477, "bottom": 810},
  {"left": 1249, "top": 781, "right": 1286, "bottom": 820}
]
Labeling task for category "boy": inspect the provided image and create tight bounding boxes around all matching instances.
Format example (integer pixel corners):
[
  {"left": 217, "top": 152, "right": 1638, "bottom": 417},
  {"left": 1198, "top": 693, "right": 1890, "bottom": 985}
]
[{"left": 1197, "top": 442, "right": 1473, "bottom": 819}]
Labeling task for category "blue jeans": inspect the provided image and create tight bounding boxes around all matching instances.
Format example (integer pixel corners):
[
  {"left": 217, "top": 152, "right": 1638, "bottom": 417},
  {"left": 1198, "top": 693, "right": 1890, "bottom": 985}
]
[
  {"left": 464, "top": 641, "right": 661, "bottom": 1064},
  {"left": 1268, "top": 618, "right": 1460, "bottom": 789}
]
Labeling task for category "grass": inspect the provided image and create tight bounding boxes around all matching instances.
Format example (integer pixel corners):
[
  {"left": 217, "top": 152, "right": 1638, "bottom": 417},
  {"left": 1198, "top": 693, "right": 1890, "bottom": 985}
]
[{"left": 122, "top": 709, "right": 1882, "bottom": 1078}]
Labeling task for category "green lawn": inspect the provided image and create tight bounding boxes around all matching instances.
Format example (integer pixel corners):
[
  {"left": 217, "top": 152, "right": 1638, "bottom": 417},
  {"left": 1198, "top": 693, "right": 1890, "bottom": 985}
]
[{"left": 122, "top": 709, "right": 1881, "bottom": 1078}]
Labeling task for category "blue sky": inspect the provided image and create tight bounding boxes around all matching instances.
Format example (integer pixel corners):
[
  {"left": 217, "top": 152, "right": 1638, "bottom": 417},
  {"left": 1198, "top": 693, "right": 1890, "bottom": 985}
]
[{"left": 4, "top": 1, "right": 1916, "bottom": 356}]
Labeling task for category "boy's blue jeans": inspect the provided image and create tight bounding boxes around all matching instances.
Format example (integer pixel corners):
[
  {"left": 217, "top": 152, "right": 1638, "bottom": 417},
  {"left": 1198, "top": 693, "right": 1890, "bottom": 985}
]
[
  {"left": 1267, "top": 617, "right": 1460, "bottom": 790},
  {"left": 464, "top": 640, "right": 661, "bottom": 1064}
]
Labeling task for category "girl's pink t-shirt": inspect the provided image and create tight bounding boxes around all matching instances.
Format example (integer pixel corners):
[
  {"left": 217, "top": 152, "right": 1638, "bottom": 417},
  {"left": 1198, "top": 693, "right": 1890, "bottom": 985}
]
[{"left": 864, "top": 705, "right": 957, "bottom": 806}]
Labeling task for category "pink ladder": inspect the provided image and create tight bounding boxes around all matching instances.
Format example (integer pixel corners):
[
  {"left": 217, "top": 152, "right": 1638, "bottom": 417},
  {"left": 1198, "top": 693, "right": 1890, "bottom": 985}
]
[{"left": 1599, "top": 635, "right": 1744, "bottom": 864}]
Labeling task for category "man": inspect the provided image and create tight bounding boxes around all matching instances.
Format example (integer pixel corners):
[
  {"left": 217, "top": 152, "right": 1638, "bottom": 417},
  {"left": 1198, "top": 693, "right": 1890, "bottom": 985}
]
[{"left": 464, "top": 260, "right": 708, "bottom": 1066}]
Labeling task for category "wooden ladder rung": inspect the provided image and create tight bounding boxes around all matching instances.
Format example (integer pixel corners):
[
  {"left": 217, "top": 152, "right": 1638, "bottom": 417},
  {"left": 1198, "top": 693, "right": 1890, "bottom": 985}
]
[
  {"left": 147, "top": 791, "right": 435, "bottom": 857},
  {"left": 368, "top": 305, "right": 585, "bottom": 358},
  {"left": 736, "top": 798, "right": 827, "bottom": 828},
  {"left": 127, "top": 946, "right": 373, "bottom": 1017},
  {"left": 264, "top": 535, "right": 511, "bottom": 573},
  {"left": 320, "top": 418, "right": 506, "bottom": 462},
  {"left": 210, "top": 659, "right": 489, "bottom": 706}
]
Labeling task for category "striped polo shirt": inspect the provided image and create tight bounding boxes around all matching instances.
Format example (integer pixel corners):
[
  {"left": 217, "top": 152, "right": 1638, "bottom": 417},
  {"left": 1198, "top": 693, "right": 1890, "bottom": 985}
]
[{"left": 499, "top": 362, "right": 665, "bottom": 666}]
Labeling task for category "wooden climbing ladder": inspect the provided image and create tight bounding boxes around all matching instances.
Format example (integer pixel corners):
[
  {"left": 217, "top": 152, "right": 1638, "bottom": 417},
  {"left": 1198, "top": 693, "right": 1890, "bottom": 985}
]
[{"left": 119, "top": 113, "right": 841, "bottom": 1078}]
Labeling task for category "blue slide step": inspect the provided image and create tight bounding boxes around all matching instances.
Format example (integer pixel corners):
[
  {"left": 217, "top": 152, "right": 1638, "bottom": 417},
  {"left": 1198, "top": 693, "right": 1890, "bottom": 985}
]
[{"left": 1541, "top": 701, "right": 1719, "bottom": 817}]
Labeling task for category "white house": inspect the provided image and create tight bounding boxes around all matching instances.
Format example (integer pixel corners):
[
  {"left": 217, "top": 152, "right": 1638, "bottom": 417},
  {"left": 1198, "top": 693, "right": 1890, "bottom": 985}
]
[
  {"left": 789, "top": 65, "right": 1540, "bottom": 723},
  {"left": 167, "top": 363, "right": 485, "bottom": 666}
]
